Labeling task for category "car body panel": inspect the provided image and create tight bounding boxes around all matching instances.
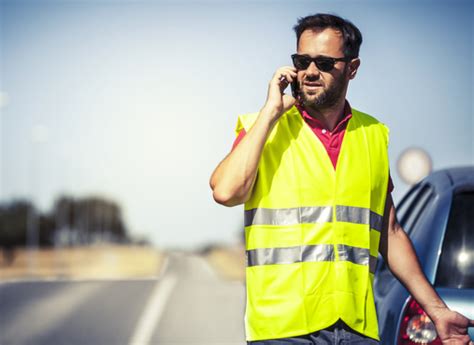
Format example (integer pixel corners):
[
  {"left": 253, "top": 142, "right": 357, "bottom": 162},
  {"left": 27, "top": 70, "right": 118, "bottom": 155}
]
[{"left": 374, "top": 166, "right": 474, "bottom": 344}]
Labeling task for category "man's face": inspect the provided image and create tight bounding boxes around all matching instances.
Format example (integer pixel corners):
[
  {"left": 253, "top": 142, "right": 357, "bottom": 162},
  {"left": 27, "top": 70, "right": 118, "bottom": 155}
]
[{"left": 296, "top": 28, "right": 356, "bottom": 109}]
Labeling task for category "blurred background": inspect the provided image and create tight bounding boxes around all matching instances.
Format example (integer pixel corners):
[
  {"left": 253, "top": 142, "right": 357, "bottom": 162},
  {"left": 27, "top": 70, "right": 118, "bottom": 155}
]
[{"left": 0, "top": 0, "right": 472, "bottom": 344}]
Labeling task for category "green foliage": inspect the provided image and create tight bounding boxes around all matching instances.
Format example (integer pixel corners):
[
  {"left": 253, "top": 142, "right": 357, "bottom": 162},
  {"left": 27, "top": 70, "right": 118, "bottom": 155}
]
[{"left": 0, "top": 195, "right": 130, "bottom": 248}]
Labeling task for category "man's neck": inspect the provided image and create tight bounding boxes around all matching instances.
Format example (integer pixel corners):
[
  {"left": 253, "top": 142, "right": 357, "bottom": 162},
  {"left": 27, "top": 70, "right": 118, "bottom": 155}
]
[{"left": 303, "top": 100, "right": 346, "bottom": 132}]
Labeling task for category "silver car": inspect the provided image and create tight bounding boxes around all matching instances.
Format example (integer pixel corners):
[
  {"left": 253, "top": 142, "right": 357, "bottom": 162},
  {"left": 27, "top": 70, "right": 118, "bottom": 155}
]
[{"left": 374, "top": 166, "right": 474, "bottom": 344}]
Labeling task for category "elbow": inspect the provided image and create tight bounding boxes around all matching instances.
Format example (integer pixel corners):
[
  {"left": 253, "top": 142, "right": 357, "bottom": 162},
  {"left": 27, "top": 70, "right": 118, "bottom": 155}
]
[
  {"left": 209, "top": 171, "right": 251, "bottom": 206},
  {"left": 212, "top": 186, "right": 246, "bottom": 207}
]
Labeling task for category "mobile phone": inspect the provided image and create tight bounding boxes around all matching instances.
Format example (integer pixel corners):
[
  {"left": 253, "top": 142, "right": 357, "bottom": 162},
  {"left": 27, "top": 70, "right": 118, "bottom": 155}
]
[{"left": 290, "top": 79, "right": 300, "bottom": 99}]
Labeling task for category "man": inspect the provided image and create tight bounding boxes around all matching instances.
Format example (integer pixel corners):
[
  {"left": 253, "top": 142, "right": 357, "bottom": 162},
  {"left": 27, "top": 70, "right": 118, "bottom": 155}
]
[{"left": 210, "top": 13, "right": 473, "bottom": 345}]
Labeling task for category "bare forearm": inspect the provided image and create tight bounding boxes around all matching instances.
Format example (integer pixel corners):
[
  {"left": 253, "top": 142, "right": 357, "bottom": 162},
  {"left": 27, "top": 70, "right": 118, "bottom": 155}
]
[
  {"left": 385, "top": 226, "right": 447, "bottom": 318},
  {"left": 210, "top": 106, "right": 278, "bottom": 206}
]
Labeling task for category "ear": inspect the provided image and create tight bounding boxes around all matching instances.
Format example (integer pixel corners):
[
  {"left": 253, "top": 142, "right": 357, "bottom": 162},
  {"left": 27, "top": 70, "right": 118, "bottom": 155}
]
[{"left": 348, "top": 58, "right": 361, "bottom": 80}]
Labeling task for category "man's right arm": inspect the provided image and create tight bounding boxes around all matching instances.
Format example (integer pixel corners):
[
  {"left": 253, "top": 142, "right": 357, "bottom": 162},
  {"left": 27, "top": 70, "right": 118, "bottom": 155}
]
[
  {"left": 209, "top": 106, "right": 280, "bottom": 207},
  {"left": 209, "top": 66, "right": 297, "bottom": 207}
]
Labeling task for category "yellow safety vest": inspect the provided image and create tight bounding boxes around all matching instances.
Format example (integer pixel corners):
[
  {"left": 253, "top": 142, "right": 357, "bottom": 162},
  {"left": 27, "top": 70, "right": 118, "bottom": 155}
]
[{"left": 235, "top": 105, "right": 389, "bottom": 341}]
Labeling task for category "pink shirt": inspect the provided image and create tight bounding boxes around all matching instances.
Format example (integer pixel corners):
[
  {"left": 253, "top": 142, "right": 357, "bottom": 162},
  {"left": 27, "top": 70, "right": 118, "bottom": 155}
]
[{"left": 232, "top": 101, "right": 394, "bottom": 193}]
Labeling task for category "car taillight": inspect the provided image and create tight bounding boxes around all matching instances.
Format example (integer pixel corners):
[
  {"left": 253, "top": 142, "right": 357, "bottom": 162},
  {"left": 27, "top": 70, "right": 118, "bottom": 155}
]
[{"left": 398, "top": 297, "right": 442, "bottom": 344}]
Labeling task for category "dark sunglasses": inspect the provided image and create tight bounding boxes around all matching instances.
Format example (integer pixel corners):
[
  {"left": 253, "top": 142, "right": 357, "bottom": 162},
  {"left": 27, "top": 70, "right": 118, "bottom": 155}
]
[{"left": 291, "top": 54, "right": 352, "bottom": 72}]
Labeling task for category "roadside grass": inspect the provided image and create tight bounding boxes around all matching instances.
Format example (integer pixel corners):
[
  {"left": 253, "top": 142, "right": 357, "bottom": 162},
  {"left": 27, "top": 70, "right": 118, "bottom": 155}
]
[{"left": 0, "top": 245, "right": 164, "bottom": 280}]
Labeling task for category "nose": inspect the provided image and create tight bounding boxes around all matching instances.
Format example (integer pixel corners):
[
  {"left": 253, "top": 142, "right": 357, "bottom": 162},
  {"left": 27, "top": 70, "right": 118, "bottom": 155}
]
[{"left": 305, "top": 61, "right": 320, "bottom": 78}]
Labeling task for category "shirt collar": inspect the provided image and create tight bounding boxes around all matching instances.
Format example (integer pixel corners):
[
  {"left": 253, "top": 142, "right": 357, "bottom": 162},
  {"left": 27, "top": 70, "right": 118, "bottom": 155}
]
[{"left": 296, "top": 100, "right": 353, "bottom": 133}]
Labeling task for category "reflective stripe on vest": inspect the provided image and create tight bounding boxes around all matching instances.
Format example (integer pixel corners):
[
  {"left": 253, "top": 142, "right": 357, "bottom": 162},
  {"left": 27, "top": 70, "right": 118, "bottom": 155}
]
[
  {"left": 245, "top": 206, "right": 333, "bottom": 227},
  {"left": 247, "top": 244, "right": 334, "bottom": 267},
  {"left": 245, "top": 205, "right": 383, "bottom": 232},
  {"left": 246, "top": 244, "right": 378, "bottom": 273},
  {"left": 336, "top": 205, "right": 383, "bottom": 232}
]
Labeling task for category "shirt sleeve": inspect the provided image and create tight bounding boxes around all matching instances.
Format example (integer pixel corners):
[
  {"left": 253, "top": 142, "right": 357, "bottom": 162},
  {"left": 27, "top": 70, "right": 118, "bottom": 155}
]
[{"left": 231, "top": 128, "right": 247, "bottom": 151}]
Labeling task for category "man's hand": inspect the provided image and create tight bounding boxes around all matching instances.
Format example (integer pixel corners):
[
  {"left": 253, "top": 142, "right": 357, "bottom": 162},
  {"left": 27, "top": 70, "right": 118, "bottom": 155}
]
[
  {"left": 432, "top": 307, "right": 474, "bottom": 344},
  {"left": 209, "top": 66, "right": 297, "bottom": 206},
  {"left": 263, "top": 66, "right": 297, "bottom": 124}
]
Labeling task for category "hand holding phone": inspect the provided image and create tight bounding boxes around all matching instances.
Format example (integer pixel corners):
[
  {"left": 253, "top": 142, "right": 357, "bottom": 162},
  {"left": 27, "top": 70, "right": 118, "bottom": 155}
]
[
  {"left": 264, "top": 67, "right": 297, "bottom": 121},
  {"left": 290, "top": 79, "right": 300, "bottom": 99},
  {"left": 278, "top": 75, "right": 299, "bottom": 100}
]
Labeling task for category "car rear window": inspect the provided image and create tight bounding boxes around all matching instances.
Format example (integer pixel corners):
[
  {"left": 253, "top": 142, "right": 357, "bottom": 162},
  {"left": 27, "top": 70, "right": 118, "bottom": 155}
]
[
  {"left": 400, "top": 185, "right": 433, "bottom": 236},
  {"left": 435, "top": 192, "right": 474, "bottom": 288},
  {"left": 396, "top": 183, "right": 422, "bottom": 227}
]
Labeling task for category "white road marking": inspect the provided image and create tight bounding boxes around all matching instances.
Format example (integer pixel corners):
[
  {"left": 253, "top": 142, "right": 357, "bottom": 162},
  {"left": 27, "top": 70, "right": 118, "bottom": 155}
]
[
  {"left": 195, "top": 255, "right": 219, "bottom": 279},
  {"left": 128, "top": 273, "right": 178, "bottom": 345},
  {"left": 157, "top": 255, "right": 170, "bottom": 278}
]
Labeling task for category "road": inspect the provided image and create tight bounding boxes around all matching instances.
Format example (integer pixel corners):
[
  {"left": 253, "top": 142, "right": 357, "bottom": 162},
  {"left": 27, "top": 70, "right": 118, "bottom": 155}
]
[{"left": 0, "top": 252, "right": 246, "bottom": 345}]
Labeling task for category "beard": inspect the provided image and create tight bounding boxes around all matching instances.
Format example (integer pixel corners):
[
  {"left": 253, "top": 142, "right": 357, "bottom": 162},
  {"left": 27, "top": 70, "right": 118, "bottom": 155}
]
[{"left": 299, "top": 68, "right": 347, "bottom": 110}]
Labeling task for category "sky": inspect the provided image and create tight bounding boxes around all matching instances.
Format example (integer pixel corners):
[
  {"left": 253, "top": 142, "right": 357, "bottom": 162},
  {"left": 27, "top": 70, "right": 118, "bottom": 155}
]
[{"left": 0, "top": 0, "right": 473, "bottom": 249}]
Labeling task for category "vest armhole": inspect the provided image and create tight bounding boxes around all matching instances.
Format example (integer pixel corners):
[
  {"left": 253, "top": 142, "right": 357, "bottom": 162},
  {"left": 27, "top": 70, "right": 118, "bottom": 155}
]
[{"left": 235, "top": 112, "right": 259, "bottom": 136}]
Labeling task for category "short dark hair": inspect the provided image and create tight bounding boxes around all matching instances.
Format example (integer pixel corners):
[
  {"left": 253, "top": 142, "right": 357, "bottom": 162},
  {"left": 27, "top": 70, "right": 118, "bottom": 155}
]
[{"left": 293, "top": 13, "right": 363, "bottom": 59}]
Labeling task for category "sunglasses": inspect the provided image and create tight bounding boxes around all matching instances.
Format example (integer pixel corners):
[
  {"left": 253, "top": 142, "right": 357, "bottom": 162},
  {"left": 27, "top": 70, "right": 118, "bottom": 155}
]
[{"left": 291, "top": 54, "right": 352, "bottom": 72}]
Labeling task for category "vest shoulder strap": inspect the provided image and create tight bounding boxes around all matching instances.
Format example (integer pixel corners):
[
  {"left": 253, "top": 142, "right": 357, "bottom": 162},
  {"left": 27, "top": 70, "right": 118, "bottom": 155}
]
[
  {"left": 235, "top": 106, "right": 300, "bottom": 136},
  {"left": 235, "top": 112, "right": 259, "bottom": 136},
  {"left": 236, "top": 107, "right": 390, "bottom": 146},
  {"left": 352, "top": 108, "right": 390, "bottom": 147}
]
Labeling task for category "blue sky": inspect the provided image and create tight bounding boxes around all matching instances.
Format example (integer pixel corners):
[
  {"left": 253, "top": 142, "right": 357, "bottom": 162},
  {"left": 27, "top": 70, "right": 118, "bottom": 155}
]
[{"left": 0, "top": 0, "right": 472, "bottom": 248}]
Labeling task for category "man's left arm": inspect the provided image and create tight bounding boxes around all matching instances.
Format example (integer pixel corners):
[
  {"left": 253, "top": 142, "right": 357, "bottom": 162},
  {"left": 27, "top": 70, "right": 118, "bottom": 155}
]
[{"left": 379, "top": 193, "right": 474, "bottom": 345}]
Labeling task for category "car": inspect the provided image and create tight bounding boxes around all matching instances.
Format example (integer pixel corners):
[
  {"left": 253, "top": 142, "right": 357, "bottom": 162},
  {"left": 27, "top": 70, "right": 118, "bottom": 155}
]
[{"left": 374, "top": 166, "right": 474, "bottom": 344}]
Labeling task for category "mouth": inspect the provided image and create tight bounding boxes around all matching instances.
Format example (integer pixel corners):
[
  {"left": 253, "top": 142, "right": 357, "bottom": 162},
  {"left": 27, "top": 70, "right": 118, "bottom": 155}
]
[{"left": 303, "top": 82, "right": 323, "bottom": 92}]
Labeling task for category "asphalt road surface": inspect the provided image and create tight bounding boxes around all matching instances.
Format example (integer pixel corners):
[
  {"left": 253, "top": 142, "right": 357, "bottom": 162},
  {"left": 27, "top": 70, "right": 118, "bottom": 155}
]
[{"left": 0, "top": 252, "right": 246, "bottom": 345}]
